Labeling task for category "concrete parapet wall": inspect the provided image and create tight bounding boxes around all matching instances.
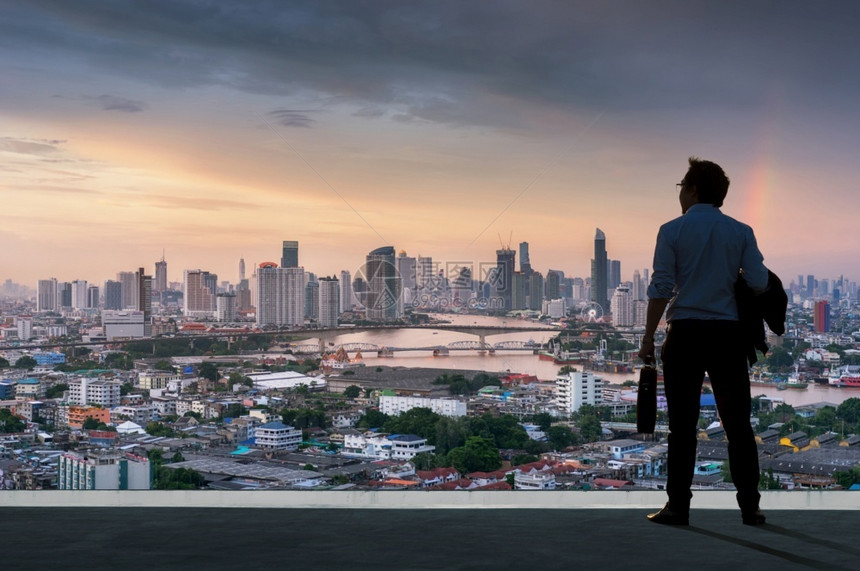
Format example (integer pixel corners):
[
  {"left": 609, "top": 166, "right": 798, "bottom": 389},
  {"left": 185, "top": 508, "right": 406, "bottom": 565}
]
[{"left": 1, "top": 490, "right": 857, "bottom": 510}]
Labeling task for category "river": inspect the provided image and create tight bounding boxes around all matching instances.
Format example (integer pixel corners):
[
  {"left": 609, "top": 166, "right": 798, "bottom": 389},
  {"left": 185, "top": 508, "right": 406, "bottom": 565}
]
[{"left": 300, "top": 313, "right": 858, "bottom": 408}]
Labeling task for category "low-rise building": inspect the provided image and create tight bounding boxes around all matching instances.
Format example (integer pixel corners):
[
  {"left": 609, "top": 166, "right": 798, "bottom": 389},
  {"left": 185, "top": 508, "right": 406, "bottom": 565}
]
[
  {"left": 253, "top": 421, "right": 302, "bottom": 451},
  {"left": 57, "top": 450, "right": 151, "bottom": 490},
  {"left": 379, "top": 393, "right": 467, "bottom": 417}
]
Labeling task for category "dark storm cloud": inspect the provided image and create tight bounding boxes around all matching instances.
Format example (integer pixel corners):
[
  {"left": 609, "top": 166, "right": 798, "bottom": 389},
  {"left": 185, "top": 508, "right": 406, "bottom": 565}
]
[
  {"left": 5, "top": 1, "right": 860, "bottom": 128},
  {"left": 268, "top": 109, "right": 317, "bottom": 128},
  {"left": 89, "top": 94, "right": 147, "bottom": 113}
]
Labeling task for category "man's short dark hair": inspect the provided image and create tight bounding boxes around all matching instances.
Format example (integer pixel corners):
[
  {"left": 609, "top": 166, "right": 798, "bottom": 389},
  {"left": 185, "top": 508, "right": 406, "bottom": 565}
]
[{"left": 683, "top": 157, "right": 729, "bottom": 207}]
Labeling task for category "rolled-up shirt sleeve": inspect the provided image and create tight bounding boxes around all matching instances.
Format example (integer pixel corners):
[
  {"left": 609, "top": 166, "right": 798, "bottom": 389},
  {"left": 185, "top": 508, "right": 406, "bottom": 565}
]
[
  {"left": 741, "top": 226, "right": 768, "bottom": 293},
  {"left": 647, "top": 224, "right": 676, "bottom": 300}
]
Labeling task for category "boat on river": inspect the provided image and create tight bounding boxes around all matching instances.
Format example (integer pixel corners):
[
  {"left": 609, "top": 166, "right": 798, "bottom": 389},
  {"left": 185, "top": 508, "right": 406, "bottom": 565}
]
[{"left": 828, "top": 366, "right": 860, "bottom": 388}]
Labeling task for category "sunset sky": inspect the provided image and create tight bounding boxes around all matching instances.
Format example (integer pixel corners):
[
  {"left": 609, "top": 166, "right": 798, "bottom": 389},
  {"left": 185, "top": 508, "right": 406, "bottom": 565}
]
[{"left": 2, "top": 1, "right": 859, "bottom": 288}]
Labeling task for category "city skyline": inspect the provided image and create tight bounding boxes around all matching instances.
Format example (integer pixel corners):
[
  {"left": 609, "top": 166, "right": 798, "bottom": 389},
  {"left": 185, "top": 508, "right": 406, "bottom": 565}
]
[{"left": 3, "top": 2, "right": 860, "bottom": 284}]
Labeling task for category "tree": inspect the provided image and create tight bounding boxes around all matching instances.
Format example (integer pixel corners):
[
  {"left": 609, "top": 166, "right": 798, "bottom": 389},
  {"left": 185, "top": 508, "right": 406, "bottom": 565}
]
[
  {"left": 559, "top": 365, "right": 578, "bottom": 375},
  {"left": 447, "top": 436, "right": 501, "bottom": 473},
  {"left": 357, "top": 408, "right": 389, "bottom": 429},
  {"left": 0, "top": 408, "right": 26, "bottom": 433},
  {"left": 546, "top": 425, "right": 578, "bottom": 450},
  {"left": 577, "top": 414, "right": 602, "bottom": 443},
  {"left": 153, "top": 360, "right": 174, "bottom": 371},
  {"left": 344, "top": 385, "right": 361, "bottom": 399},
  {"left": 385, "top": 407, "right": 441, "bottom": 440},
  {"left": 530, "top": 412, "right": 554, "bottom": 432},
  {"left": 45, "top": 383, "right": 69, "bottom": 399},
  {"left": 171, "top": 451, "right": 185, "bottom": 463},
  {"left": 837, "top": 398, "right": 860, "bottom": 424},
  {"left": 512, "top": 453, "right": 539, "bottom": 466},
  {"left": 0, "top": 357, "right": 9, "bottom": 368},
  {"left": 82, "top": 417, "right": 102, "bottom": 430},
  {"left": 14, "top": 355, "right": 37, "bottom": 370},
  {"left": 469, "top": 413, "right": 529, "bottom": 449},
  {"left": 198, "top": 362, "right": 219, "bottom": 382},
  {"left": 766, "top": 347, "right": 793, "bottom": 370}
]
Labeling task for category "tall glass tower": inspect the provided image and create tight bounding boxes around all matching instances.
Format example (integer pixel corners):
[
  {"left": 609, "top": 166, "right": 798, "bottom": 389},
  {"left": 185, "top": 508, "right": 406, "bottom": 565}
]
[
  {"left": 591, "top": 228, "right": 608, "bottom": 312},
  {"left": 281, "top": 240, "right": 299, "bottom": 268}
]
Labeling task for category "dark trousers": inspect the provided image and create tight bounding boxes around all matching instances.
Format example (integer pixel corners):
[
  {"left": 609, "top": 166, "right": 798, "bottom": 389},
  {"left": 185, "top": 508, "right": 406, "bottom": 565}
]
[{"left": 661, "top": 319, "right": 760, "bottom": 512}]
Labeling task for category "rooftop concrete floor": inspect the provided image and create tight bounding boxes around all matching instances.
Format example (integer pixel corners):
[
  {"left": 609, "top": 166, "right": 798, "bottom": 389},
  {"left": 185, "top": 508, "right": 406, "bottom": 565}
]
[{"left": 3, "top": 502, "right": 858, "bottom": 570}]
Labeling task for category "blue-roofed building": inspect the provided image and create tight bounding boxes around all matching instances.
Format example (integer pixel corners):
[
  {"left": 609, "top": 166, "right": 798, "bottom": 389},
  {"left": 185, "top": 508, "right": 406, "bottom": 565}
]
[
  {"left": 33, "top": 352, "right": 66, "bottom": 366},
  {"left": 0, "top": 380, "right": 16, "bottom": 400},
  {"left": 253, "top": 421, "right": 302, "bottom": 451}
]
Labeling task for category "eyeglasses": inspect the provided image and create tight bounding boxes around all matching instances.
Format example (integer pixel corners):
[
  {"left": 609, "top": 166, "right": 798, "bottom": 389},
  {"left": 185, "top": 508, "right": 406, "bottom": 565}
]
[{"left": 676, "top": 182, "right": 686, "bottom": 190}]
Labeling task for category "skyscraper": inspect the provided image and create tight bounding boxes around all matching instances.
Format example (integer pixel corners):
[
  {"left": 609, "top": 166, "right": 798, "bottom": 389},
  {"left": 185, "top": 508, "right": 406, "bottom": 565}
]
[
  {"left": 611, "top": 284, "right": 634, "bottom": 327},
  {"left": 137, "top": 267, "right": 152, "bottom": 336},
  {"left": 154, "top": 254, "right": 167, "bottom": 293},
  {"left": 57, "top": 282, "right": 72, "bottom": 309},
  {"left": 87, "top": 285, "right": 100, "bottom": 309},
  {"left": 814, "top": 300, "right": 830, "bottom": 333},
  {"left": 216, "top": 293, "right": 237, "bottom": 322},
  {"left": 397, "top": 251, "right": 417, "bottom": 291},
  {"left": 519, "top": 242, "right": 532, "bottom": 276},
  {"left": 304, "top": 277, "right": 319, "bottom": 320},
  {"left": 183, "top": 270, "right": 217, "bottom": 317},
  {"left": 416, "top": 256, "right": 433, "bottom": 291},
  {"left": 339, "top": 270, "right": 353, "bottom": 313},
  {"left": 256, "top": 263, "right": 304, "bottom": 327},
  {"left": 609, "top": 259, "right": 621, "bottom": 289},
  {"left": 365, "top": 246, "right": 401, "bottom": 321},
  {"left": 546, "top": 270, "right": 562, "bottom": 300},
  {"left": 117, "top": 271, "right": 138, "bottom": 309},
  {"left": 71, "top": 280, "right": 88, "bottom": 310},
  {"left": 529, "top": 271, "right": 544, "bottom": 311},
  {"left": 494, "top": 247, "right": 515, "bottom": 311},
  {"left": 239, "top": 257, "right": 246, "bottom": 282},
  {"left": 591, "top": 228, "right": 608, "bottom": 312},
  {"left": 104, "top": 280, "right": 122, "bottom": 310},
  {"left": 319, "top": 276, "right": 340, "bottom": 328},
  {"left": 281, "top": 240, "right": 299, "bottom": 268},
  {"left": 37, "top": 278, "right": 58, "bottom": 312}
]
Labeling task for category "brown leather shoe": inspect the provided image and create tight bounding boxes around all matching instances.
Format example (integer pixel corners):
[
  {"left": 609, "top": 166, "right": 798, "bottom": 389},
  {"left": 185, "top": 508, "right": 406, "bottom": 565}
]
[
  {"left": 647, "top": 504, "right": 689, "bottom": 526},
  {"left": 742, "top": 509, "right": 766, "bottom": 526}
]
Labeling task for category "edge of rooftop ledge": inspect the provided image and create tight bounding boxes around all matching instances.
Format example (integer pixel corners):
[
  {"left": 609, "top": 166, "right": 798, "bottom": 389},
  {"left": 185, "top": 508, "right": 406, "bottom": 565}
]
[{"left": 1, "top": 490, "right": 858, "bottom": 510}]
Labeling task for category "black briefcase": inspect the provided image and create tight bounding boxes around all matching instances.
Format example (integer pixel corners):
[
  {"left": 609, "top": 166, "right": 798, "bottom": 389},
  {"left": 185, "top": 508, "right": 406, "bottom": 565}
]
[{"left": 637, "top": 365, "right": 657, "bottom": 434}]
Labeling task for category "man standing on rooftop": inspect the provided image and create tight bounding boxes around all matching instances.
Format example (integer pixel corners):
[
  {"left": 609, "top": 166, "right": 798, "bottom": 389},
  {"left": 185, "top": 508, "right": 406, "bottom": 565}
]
[{"left": 639, "top": 157, "right": 769, "bottom": 526}]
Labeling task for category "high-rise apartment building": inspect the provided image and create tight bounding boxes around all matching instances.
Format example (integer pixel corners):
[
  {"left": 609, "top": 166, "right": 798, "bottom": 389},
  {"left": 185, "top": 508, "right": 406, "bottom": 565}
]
[
  {"left": 183, "top": 270, "right": 217, "bottom": 317},
  {"left": 256, "top": 263, "right": 305, "bottom": 327},
  {"left": 397, "top": 251, "right": 417, "bottom": 291},
  {"left": 57, "top": 282, "right": 72, "bottom": 309},
  {"left": 365, "top": 246, "right": 401, "bottom": 321},
  {"left": 556, "top": 371, "right": 601, "bottom": 414},
  {"left": 529, "top": 271, "right": 544, "bottom": 311},
  {"left": 71, "top": 280, "right": 88, "bottom": 310},
  {"left": 494, "top": 247, "right": 515, "bottom": 311},
  {"left": 318, "top": 276, "right": 340, "bottom": 328},
  {"left": 546, "top": 270, "right": 562, "bottom": 301},
  {"left": 814, "top": 300, "right": 830, "bottom": 333},
  {"left": 304, "top": 277, "right": 319, "bottom": 320},
  {"left": 416, "top": 256, "right": 433, "bottom": 291},
  {"left": 806, "top": 275, "right": 815, "bottom": 298},
  {"left": 339, "top": 270, "right": 353, "bottom": 313},
  {"left": 611, "top": 284, "right": 634, "bottom": 327},
  {"left": 609, "top": 260, "right": 621, "bottom": 290},
  {"left": 104, "top": 280, "right": 122, "bottom": 310},
  {"left": 281, "top": 240, "right": 299, "bottom": 269},
  {"left": 591, "top": 228, "right": 608, "bottom": 312},
  {"left": 216, "top": 293, "right": 237, "bottom": 322},
  {"left": 512, "top": 272, "right": 527, "bottom": 310},
  {"left": 154, "top": 254, "right": 167, "bottom": 293},
  {"left": 87, "top": 285, "right": 100, "bottom": 309},
  {"left": 37, "top": 279, "right": 58, "bottom": 312},
  {"left": 117, "top": 271, "right": 138, "bottom": 309}
]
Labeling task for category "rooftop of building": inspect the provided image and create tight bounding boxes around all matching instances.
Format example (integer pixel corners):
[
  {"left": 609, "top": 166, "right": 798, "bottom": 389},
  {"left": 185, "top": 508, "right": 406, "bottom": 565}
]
[{"left": 2, "top": 491, "right": 858, "bottom": 570}]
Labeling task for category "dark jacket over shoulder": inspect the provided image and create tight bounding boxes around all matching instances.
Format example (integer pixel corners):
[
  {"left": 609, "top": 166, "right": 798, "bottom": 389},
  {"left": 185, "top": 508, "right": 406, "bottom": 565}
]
[{"left": 736, "top": 270, "right": 788, "bottom": 366}]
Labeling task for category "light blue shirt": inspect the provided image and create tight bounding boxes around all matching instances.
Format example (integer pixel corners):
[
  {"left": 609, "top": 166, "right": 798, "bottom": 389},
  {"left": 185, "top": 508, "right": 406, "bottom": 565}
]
[{"left": 647, "top": 203, "right": 768, "bottom": 321}]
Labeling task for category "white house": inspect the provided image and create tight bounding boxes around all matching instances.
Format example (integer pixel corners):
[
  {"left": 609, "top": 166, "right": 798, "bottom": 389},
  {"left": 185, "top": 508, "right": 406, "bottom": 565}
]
[{"left": 253, "top": 421, "right": 302, "bottom": 451}]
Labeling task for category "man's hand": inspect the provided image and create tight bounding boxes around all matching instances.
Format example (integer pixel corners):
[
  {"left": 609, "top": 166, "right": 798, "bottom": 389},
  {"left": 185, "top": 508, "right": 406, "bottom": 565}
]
[{"left": 638, "top": 338, "right": 655, "bottom": 365}]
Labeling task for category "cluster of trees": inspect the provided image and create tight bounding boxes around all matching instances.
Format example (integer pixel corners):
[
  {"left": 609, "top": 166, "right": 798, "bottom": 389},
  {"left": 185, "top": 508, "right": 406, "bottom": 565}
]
[
  {"left": 357, "top": 406, "right": 604, "bottom": 474},
  {"left": 432, "top": 373, "right": 501, "bottom": 395},
  {"left": 0, "top": 408, "right": 26, "bottom": 433},
  {"left": 147, "top": 448, "right": 205, "bottom": 489},
  {"left": 82, "top": 417, "right": 115, "bottom": 432},
  {"left": 754, "top": 397, "right": 860, "bottom": 438}
]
